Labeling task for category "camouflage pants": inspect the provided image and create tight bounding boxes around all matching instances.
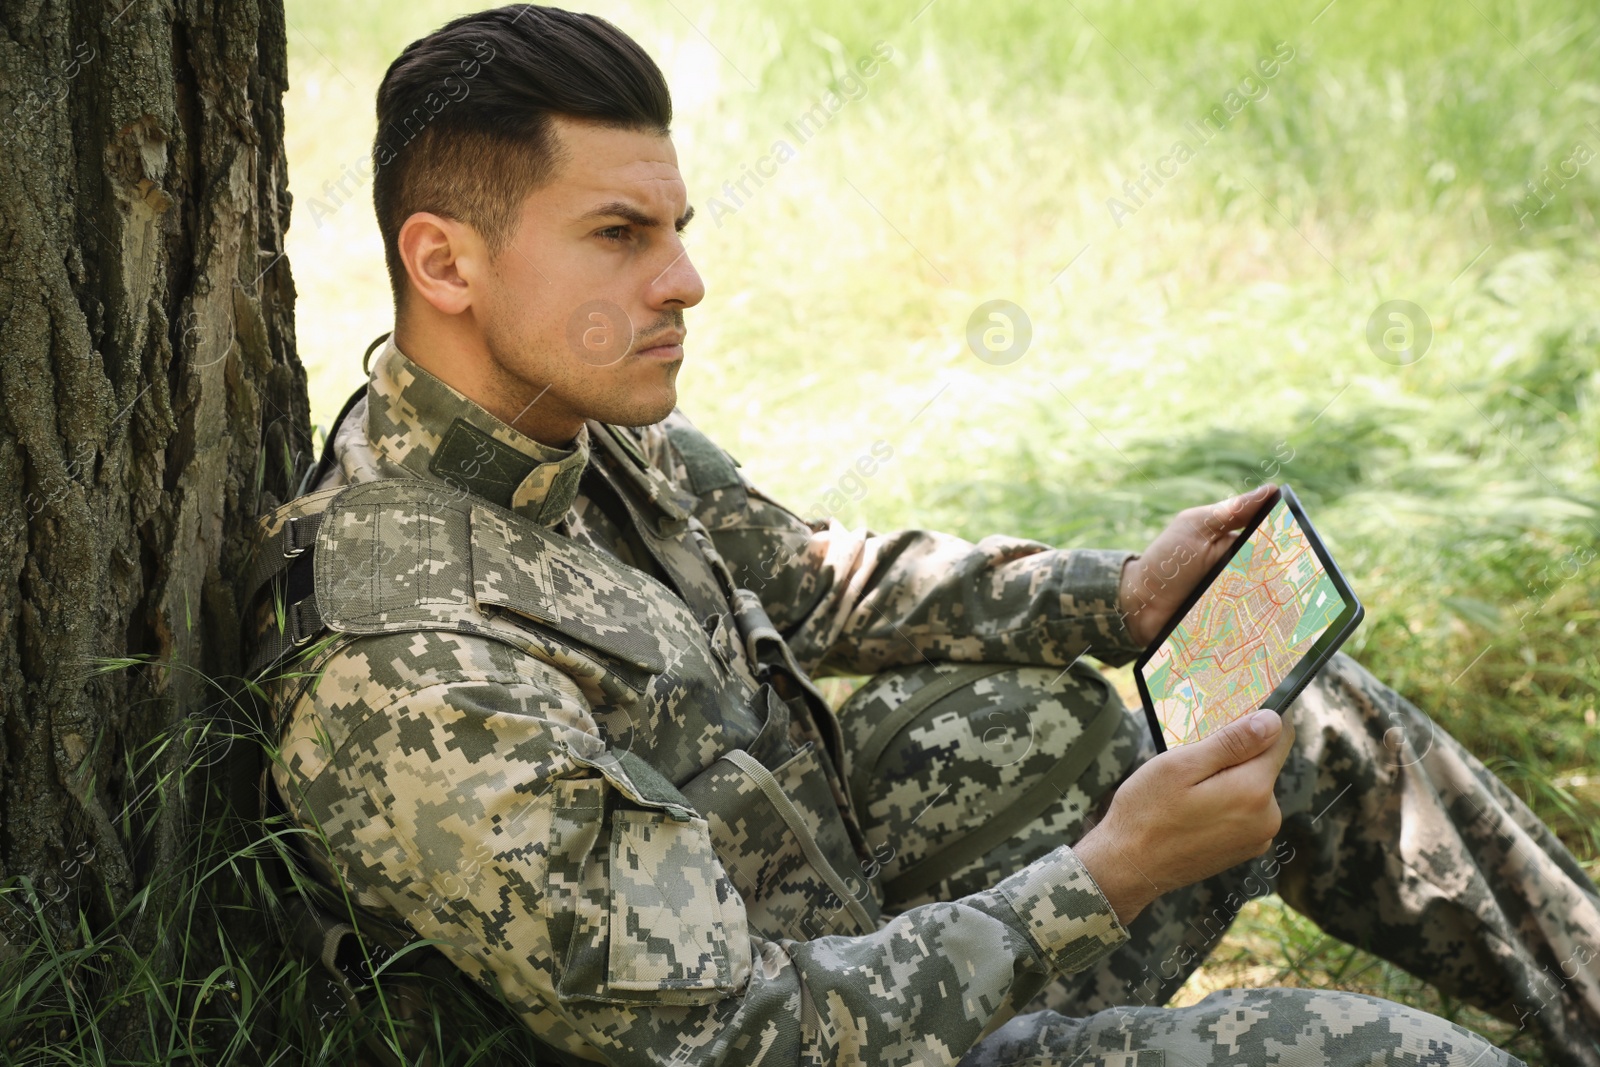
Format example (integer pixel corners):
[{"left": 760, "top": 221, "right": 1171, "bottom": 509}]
[
  {"left": 964, "top": 988, "right": 1520, "bottom": 1067},
  {"left": 841, "top": 652, "right": 1600, "bottom": 1067}
]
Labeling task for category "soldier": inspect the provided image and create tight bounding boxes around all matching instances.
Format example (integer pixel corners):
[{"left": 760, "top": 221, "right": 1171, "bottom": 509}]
[{"left": 244, "top": 5, "right": 1600, "bottom": 1065}]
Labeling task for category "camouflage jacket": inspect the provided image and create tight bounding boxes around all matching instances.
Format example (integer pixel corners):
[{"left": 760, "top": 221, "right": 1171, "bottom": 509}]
[{"left": 251, "top": 337, "right": 1145, "bottom": 1065}]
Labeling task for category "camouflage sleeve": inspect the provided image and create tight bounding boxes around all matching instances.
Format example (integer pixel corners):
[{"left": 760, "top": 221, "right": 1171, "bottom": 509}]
[
  {"left": 639, "top": 415, "right": 1146, "bottom": 673},
  {"left": 275, "top": 631, "right": 1131, "bottom": 1065}
]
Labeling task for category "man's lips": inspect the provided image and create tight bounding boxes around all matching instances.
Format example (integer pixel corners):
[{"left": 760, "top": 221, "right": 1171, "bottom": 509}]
[{"left": 634, "top": 331, "right": 685, "bottom": 360}]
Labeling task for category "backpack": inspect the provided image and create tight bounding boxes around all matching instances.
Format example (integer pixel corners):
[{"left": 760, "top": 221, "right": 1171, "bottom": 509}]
[{"left": 836, "top": 660, "right": 1144, "bottom": 911}]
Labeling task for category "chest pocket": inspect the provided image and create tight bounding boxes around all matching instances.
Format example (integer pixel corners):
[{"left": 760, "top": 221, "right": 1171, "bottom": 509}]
[{"left": 679, "top": 685, "right": 881, "bottom": 942}]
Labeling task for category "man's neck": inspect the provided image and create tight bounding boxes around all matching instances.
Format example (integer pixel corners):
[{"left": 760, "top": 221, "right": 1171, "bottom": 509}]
[{"left": 392, "top": 317, "right": 584, "bottom": 447}]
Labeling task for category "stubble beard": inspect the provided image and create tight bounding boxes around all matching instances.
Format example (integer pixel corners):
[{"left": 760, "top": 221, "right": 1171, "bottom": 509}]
[
  {"left": 481, "top": 309, "right": 682, "bottom": 432},
  {"left": 480, "top": 312, "right": 568, "bottom": 435},
  {"left": 628, "top": 358, "right": 682, "bottom": 427}
]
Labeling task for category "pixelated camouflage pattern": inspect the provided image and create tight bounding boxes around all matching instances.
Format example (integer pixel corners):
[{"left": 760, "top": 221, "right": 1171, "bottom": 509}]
[
  {"left": 249, "top": 336, "right": 1599, "bottom": 1065},
  {"left": 605, "top": 810, "right": 749, "bottom": 994},
  {"left": 269, "top": 618, "right": 1143, "bottom": 1061},
  {"left": 312, "top": 341, "right": 1149, "bottom": 677},
  {"left": 361, "top": 343, "right": 591, "bottom": 523},
  {"left": 961, "top": 987, "right": 1522, "bottom": 1066},
  {"left": 679, "top": 742, "right": 880, "bottom": 942},
  {"left": 836, "top": 656, "right": 1588, "bottom": 1064},
  {"left": 837, "top": 661, "right": 1149, "bottom": 909}
]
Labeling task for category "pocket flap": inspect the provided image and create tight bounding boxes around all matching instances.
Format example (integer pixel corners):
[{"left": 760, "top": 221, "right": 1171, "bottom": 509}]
[
  {"left": 469, "top": 504, "right": 671, "bottom": 673},
  {"left": 607, "top": 811, "right": 746, "bottom": 995}
]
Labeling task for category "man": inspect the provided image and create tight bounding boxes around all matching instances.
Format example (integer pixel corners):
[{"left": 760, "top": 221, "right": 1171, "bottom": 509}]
[{"left": 247, "top": 5, "right": 1600, "bottom": 1065}]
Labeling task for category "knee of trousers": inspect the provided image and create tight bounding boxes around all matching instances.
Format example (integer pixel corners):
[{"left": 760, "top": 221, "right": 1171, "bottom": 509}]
[{"left": 836, "top": 660, "right": 1152, "bottom": 911}]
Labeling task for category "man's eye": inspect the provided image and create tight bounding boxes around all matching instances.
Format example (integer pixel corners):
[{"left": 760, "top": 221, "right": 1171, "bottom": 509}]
[{"left": 597, "top": 226, "right": 630, "bottom": 242}]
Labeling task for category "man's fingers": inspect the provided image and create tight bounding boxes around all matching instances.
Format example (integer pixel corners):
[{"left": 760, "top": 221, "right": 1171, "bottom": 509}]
[
  {"left": 1210, "top": 483, "right": 1276, "bottom": 532},
  {"left": 1268, "top": 709, "right": 1297, "bottom": 775},
  {"left": 1182, "top": 708, "right": 1282, "bottom": 781},
  {"left": 1224, "top": 711, "right": 1296, "bottom": 799}
]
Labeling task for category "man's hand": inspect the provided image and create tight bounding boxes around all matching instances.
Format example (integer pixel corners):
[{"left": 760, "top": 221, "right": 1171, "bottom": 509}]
[
  {"left": 1118, "top": 483, "right": 1278, "bottom": 648},
  {"left": 1074, "top": 706, "right": 1295, "bottom": 926}
]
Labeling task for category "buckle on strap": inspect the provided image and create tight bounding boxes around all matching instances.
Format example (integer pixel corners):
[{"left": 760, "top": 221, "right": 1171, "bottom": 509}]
[
  {"left": 283, "top": 515, "right": 319, "bottom": 558},
  {"left": 287, "top": 595, "right": 323, "bottom": 649}
]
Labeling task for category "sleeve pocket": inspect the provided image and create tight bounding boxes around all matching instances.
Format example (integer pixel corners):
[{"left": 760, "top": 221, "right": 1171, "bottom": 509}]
[{"left": 606, "top": 810, "right": 748, "bottom": 1000}]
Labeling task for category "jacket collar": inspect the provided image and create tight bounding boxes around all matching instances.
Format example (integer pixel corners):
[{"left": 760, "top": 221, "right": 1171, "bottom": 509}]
[
  {"left": 586, "top": 420, "right": 695, "bottom": 535},
  {"left": 365, "top": 337, "right": 589, "bottom": 525}
]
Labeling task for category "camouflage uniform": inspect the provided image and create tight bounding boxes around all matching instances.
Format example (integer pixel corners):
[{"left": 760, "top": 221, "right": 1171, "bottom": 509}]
[{"left": 245, "top": 337, "right": 1594, "bottom": 1066}]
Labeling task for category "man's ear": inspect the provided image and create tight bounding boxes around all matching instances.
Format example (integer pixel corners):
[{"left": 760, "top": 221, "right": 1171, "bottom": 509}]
[{"left": 397, "top": 211, "right": 483, "bottom": 316}]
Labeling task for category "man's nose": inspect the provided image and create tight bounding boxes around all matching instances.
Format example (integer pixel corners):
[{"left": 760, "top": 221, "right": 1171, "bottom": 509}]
[{"left": 650, "top": 244, "right": 705, "bottom": 310}]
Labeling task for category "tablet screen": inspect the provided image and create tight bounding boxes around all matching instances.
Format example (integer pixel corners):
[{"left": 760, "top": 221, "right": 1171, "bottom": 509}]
[{"left": 1139, "top": 496, "right": 1349, "bottom": 748}]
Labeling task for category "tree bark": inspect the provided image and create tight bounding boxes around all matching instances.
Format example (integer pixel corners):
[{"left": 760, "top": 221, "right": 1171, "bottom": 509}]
[{"left": 0, "top": 0, "right": 307, "bottom": 1049}]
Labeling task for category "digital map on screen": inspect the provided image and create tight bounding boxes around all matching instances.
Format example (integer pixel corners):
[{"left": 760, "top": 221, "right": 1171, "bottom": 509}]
[{"left": 1141, "top": 498, "right": 1346, "bottom": 747}]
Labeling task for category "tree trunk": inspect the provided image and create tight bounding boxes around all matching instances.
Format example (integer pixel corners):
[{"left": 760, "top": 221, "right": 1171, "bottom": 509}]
[{"left": 0, "top": 0, "right": 307, "bottom": 1052}]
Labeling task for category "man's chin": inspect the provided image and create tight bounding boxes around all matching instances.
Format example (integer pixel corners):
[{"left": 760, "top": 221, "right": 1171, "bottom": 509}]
[{"left": 601, "top": 375, "right": 679, "bottom": 427}]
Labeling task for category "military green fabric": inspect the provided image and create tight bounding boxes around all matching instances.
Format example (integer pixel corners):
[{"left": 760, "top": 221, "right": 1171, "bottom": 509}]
[
  {"left": 838, "top": 662, "right": 1137, "bottom": 910},
  {"left": 961, "top": 988, "right": 1521, "bottom": 1066},
  {"left": 324, "top": 340, "right": 591, "bottom": 526},
  {"left": 846, "top": 662, "right": 1014, "bottom": 817},
  {"left": 832, "top": 652, "right": 1598, "bottom": 1065},
  {"left": 247, "top": 333, "right": 1599, "bottom": 1066},
  {"left": 661, "top": 417, "right": 744, "bottom": 495}
]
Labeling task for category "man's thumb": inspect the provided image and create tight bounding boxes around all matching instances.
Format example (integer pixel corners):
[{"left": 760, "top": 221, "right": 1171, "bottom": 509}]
[{"left": 1185, "top": 709, "right": 1281, "bottom": 779}]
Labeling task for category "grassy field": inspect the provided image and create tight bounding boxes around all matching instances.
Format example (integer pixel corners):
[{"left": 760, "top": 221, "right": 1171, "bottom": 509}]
[
  {"left": 278, "top": 0, "right": 1600, "bottom": 1058},
  {"left": 30, "top": 0, "right": 1580, "bottom": 1060}
]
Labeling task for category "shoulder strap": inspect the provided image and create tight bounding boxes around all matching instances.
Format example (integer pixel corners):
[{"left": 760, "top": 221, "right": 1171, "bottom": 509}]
[
  {"left": 243, "top": 485, "right": 350, "bottom": 678},
  {"left": 309, "top": 479, "right": 483, "bottom": 635},
  {"left": 241, "top": 488, "right": 344, "bottom": 613},
  {"left": 299, "top": 383, "right": 368, "bottom": 498},
  {"left": 661, "top": 417, "right": 743, "bottom": 495}
]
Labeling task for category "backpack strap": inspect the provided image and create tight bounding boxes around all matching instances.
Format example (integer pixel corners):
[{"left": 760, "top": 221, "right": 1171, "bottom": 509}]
[
  {"left": 241, "top": 376, "right": 364, "bottom": 677},
  {"left": 847, "top": 663, "right": 1013, "bottom": 815},
  {"left": 242, "top": 486, "right": 347, "bottom": 678},
  {"left": 241, "top": 510, "right": 323, "bottom": 607},
  {"left": 882, "top": 679, "right": 1126, "bottom": 905}
]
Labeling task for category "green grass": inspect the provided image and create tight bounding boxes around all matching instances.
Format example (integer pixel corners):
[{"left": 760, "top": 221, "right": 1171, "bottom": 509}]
[
  {"left": 5, "top": 0, "right": 1597, "bottom": 1062},
  {"left": 0, "top": 658, "right": 545, "bottom": 1065}
]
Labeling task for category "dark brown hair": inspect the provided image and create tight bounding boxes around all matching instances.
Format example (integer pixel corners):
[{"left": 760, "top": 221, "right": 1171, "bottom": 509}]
[{"left": 372, "top": 4, "right": 672, "bottom": 305}]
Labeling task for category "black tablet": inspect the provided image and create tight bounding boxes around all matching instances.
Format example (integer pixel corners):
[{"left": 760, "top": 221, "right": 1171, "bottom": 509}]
[{"left": 1133, "top": 484, "right": 1364, "bottom": 753}]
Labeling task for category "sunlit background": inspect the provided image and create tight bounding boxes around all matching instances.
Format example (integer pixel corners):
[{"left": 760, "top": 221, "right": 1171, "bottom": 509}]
[{"left": 283, "top": 0, "right": 1599, "bottom": 1055}]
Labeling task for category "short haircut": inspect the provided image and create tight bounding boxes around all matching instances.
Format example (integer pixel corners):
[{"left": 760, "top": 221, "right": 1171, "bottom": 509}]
[{"left": 372, "top": 4, "right": 673, "bottom": 306}]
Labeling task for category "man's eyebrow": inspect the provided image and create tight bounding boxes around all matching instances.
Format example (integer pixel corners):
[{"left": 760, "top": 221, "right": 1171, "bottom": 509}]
[{"left": 578, "top": 201, "right": 696, "bottom": 231}]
